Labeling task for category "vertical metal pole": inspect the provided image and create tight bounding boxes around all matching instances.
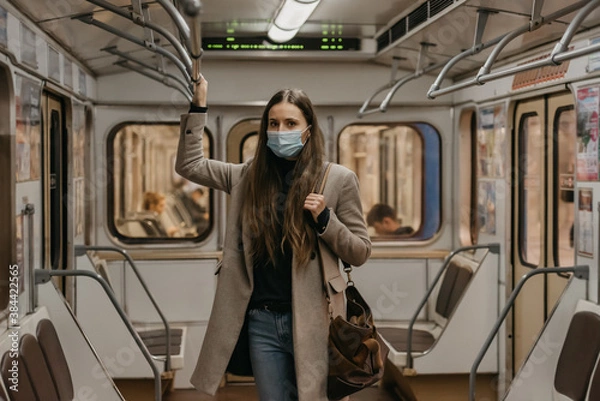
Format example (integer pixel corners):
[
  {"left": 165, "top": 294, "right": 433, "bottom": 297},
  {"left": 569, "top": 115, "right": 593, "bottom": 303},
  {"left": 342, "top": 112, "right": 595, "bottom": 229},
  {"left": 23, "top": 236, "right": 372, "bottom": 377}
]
[
  {"left": 184, "top": 0, "right": 203, "bottom": 82},
  {"left": 24, "top": 204, "right": 35, "bottom": 313}
]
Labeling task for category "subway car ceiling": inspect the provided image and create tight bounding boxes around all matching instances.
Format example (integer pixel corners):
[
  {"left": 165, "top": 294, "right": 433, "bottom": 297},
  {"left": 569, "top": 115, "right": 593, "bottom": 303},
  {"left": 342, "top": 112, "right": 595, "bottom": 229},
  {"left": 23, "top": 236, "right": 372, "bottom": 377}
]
[{"left": 6, "top": 0, "right": 600, "bottom": 87}]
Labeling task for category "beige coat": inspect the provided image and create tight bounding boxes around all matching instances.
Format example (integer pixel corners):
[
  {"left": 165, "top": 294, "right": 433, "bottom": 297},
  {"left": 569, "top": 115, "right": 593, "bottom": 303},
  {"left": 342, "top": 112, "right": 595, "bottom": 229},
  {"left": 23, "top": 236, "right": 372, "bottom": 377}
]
[{"left": 176, "top": 113, "right": 371, "bottom": 401}]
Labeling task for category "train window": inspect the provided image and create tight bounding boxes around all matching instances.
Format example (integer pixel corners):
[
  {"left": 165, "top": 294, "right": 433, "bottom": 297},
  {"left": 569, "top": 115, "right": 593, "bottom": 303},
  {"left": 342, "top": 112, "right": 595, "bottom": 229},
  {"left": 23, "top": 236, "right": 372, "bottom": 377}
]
[
  {"left": 338, "top": 123, "right": 441, "bottom": 240},
  {"left": 107, "top": 123, "right": 212, "bottom": 243},
  {"left": 240, "top": 132, "right": 258, "bottom": 162},
  {"left": 458, "top": 108, "right": 477, "bottom": 246},
  {"left": 554, "top": 106, "right": 575, "bottom": 266},
  {"left": 519, "top": 112, "right": 543, "bottom": 266}
]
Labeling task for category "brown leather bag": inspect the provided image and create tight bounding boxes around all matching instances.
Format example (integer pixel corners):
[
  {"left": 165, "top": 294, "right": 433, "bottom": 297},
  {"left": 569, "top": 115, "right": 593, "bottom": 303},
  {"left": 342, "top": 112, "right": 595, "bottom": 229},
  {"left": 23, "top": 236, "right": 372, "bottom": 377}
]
[
  {"left": 323, "top": 261, "right": 390, "bottom": 400},
  {"left": 314, "top": 163, "right": 389, "bottom": 400}
]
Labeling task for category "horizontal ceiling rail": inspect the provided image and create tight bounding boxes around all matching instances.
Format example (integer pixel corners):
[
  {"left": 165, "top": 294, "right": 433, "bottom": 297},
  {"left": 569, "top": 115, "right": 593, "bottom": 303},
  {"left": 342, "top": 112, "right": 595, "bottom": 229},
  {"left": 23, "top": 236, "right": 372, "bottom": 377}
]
[
  {"left": 156, "top": 0, "right": 192, "bottom": 49},
  {"left": 427, "top": 0, "right": 595, "bottom": 99},
  {"left": 115, "top": 60, "right": 193, "bottom": 102},
  {"left": 74, "top": 0, "right": 204, "bottom": 100},
  {"left": 82, "top": 0, "right": 192, "bottom": 75},
  {"left": 379, "top": 59, "right": 447, "bottom": 112},
  {"left": 359, "top": 9, "right": 497, "bottom": 117},
  {"left": 103, "top": 45, "right": 192, "bottom": 95},
  {"left": 358, "top": 41, "right": 447, "bottom": 117},
  {"left": 74, "top": 13, "right": 192, "bottom": 82},
  {"left": 357, "top": 56, "right": 404, "bottom": 117}
]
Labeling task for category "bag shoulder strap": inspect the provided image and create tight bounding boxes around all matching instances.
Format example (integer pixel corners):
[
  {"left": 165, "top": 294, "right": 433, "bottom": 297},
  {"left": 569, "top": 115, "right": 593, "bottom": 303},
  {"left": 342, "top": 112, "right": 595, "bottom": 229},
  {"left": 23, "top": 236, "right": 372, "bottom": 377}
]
[
  {"left": 313, "top": 162, "right": 355, "bottom": 314},
  {"left": 313, "top": 161, "right": 332, "bottom": 194}
]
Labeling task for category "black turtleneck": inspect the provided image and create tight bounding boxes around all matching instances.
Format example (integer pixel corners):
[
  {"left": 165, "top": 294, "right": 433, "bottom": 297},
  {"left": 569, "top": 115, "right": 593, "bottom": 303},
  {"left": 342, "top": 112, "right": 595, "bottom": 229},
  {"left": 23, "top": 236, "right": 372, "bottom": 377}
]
[{"left": 249, "top": 157, "right": 296, "bottom": 306}]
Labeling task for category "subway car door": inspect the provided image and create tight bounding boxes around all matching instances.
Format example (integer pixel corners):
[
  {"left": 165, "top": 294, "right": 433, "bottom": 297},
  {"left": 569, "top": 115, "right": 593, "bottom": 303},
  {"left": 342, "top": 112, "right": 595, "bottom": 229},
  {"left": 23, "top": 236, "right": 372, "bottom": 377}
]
[
  {"left": 42, "top": 93, "right": 67, "bottom": 291},
  {"left": 511, "top": 92, "right": 575, "bottom": 375}
]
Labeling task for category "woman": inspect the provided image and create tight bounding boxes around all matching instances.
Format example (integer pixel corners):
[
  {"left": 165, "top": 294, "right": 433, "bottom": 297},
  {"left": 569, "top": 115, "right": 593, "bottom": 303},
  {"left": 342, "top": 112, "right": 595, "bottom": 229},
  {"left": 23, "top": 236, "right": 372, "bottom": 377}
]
[{"left": 176, "top": 76, "right": 371, "bottom": 401}]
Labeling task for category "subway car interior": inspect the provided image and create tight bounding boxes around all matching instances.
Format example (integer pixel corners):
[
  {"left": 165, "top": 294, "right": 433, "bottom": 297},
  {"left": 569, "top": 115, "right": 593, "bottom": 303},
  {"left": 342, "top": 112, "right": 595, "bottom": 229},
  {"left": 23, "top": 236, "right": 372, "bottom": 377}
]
[{"left": 2, "top": 0, "right": 600, "bottom": 400}]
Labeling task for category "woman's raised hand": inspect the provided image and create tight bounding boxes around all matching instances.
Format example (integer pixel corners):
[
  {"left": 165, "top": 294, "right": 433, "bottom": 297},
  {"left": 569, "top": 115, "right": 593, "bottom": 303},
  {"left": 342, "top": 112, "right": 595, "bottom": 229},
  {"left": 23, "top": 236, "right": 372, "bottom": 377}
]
[{"left": 192, "top": 74, "right": 208, "bottom": 107}]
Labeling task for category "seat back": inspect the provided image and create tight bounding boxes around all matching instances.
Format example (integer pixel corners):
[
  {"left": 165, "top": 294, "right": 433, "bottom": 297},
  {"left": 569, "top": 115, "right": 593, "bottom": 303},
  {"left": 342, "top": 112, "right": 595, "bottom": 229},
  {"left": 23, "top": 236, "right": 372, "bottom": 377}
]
[
  {"left": 19, "top": 334, "right": 60, "bottom": 401},
  {"left": 554, "top": 311, "right": 600, "bottom": 401},
  {"left": 1, "top": 353, "right": 37, "bottom": 401},
  {"left": 118, "top": 219, "right": 149, "bottom": 237},
  {"left": 37, "top": 319, "right": 74, "bottom": 401},
  {"left": 0, "top": 318, "right": 75, "bottom": 401},
  {"left": 435, "top": 260, "right": 473, "bottom": 319}
]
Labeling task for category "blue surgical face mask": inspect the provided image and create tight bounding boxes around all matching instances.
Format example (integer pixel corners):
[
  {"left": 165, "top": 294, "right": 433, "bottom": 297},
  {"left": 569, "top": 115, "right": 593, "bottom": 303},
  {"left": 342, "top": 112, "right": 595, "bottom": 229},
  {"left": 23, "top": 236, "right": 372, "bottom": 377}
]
[{"left": 266, "top": 126, "right": 311, "bottom": 158}]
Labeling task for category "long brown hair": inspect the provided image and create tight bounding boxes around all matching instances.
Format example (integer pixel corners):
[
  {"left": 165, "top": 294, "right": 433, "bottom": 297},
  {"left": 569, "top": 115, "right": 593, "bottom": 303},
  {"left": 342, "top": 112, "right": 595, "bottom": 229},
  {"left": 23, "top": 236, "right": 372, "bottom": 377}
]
[{"left": 242, "top": 89, "right": 325, "bottom": 267}]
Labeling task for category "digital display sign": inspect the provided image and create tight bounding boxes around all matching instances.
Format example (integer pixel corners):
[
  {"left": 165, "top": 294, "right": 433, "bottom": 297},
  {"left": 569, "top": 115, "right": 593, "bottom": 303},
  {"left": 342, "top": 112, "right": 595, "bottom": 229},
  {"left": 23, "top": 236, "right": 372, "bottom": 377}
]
[{"left": 203, "top": 37, "right": 361, "bottom": 51}]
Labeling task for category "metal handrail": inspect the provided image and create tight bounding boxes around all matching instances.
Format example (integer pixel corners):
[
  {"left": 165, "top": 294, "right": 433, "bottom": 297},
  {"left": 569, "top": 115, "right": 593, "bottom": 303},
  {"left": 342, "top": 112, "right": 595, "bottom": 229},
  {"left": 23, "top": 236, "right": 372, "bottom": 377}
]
[
  {"left": 468, "top": 265, "right": 590, "bottom": 401},
  {"left": 357, "top": 82, "right": 397, "bottom": 118},
  {"left": 405, "top": 243, "right": 501, "bottom": 369},
  {"left": 73, "top": 14, "right": 191, "bottom": 83},
  {"left": 74, "top": 245, "right": 172, "bottom": 372},
  {"left": 156, "top": 0, "right": 193, "bottom": 50},
  {"left": 551, "top": 0, "right": 600, "bottom": 59},
  {"left": 359, "top": 43, "right": 445, "bottom": 116},
  {"left": 103, "top": 46, "right": 192, "bottom": 94},
  {"left": 82, "top": 0, "right": 193, "bottom": 75},
  {"left": 115, "top": 60, "right": 193, "bottom": 102},
  {"left": 181, "top": 0, "right": 203, "bottom": 89},
  {"left": 35, "top": 268, "right": 163, "bottom": 401},
  {"left": 357, "top": 57, "right": 403, "bottom": 117},
  {"left": 426, "top": 9, "right": 501, "bottom": 98},
  {"left": 427, "top": 0, "right": 591, "bottom": 99},
  {"left": 378, "top": 60, "right": 446, "bottom": 112}
]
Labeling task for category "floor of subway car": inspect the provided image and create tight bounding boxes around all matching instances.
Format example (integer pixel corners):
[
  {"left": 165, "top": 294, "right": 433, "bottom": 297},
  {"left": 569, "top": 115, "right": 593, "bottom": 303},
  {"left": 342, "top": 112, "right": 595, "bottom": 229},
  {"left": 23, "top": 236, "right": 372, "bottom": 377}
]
[{"left": 165, "top": 385, "right": 399, "bottom": 401}]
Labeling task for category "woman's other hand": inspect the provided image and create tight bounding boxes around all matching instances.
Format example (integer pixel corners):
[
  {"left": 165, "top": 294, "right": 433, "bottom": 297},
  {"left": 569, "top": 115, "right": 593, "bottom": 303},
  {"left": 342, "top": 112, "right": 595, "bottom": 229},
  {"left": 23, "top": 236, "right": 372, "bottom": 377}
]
[{"left": 304, "top": 193, "right": 326, "bottom": 222}]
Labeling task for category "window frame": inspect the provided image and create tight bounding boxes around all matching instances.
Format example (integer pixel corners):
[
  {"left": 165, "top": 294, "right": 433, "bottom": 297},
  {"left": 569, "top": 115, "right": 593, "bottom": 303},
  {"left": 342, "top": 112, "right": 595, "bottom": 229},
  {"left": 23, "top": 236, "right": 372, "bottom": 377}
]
[
  {"left": 336, "top": 121, "right": 442, "bottom": 242},
  {"left": 106, "top": 121, "right": 214, "bottom": 244}
]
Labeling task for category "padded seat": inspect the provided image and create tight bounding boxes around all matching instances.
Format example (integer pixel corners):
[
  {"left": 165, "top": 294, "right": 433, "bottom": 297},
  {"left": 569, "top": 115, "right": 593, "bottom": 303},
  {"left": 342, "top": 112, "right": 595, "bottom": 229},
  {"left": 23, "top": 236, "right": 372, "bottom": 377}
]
[
  {"left": 378, "top": 327, "right": 435, "bottom": 353},
  {"left": 1, "top": 354, "right": 37, "bottom": 401},
  {"left": 554, "top": 311, "right": 600, "bottom": 401},
  {"left": 19, "top": 334, "right": 60, "bottom": 401},
  {"left": 380, "top": 261, "right": 473, "bottom": 357},
  {"left": 37, "top": 319, "right": 74, "bottom": 401},
  {"left": 138, "top": 327, "right": 183, "bottom": 340},
  {"left": 1, "top": 319, "right": 75, "bottom": 401},
  {"left": 435, "top": 261, "right": 473, "bottom": 319},
  {"left": 139, "top": 328, "right": 183, "bottom": 356}
]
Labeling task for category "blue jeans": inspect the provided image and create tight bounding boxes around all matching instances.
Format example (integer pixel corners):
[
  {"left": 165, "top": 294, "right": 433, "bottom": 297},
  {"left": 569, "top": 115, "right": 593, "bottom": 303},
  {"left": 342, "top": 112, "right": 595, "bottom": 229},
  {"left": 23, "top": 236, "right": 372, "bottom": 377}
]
[{"left": 247, "top": 308, "right": 298, "bottom": 401}]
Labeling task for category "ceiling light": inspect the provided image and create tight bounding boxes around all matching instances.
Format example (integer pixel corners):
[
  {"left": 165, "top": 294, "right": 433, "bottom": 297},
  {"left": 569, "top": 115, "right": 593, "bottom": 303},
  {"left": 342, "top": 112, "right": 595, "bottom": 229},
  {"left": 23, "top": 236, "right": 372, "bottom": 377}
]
[{"left": 268, "top": 0, "right": 320, "bottom": 43}]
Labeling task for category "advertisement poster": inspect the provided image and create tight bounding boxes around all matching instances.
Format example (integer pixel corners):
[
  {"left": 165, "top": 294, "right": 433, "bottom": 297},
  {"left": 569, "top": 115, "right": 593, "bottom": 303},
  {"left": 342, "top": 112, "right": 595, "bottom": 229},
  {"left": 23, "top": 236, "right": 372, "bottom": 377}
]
[
  {"left": 20, "top": 24, "right": 36, "bottom": 67},
  {"left": 74, "top": 179, "right": 84, "bottom": 236},
  {"left": 477, "top": 181, "right": 496, "bottom": 235},
  {"left": 478, "top": 104, "right": 507, "bottom": 178},
  {"left": 578, "top": 188, "right": 593, "bottom": 257},
  {"left": 64, "top": 57, "right": 73, "bottom": 88},
  {"left": 72, "top": 102, "right": 86, "bottom": 178},
  {"left": 0, "top": 6, "right": 7, "bottom": 48},
  {"left": 576, "top": 87, "right": 600, "bottom": 181},
  {"left": 15, "top": 75, "right": 42, "bottom": 182},
  {"left": 79, "top": 68, "right": 87, "bottom": 96},
  {"left": 48, "top": 46, "right": 60, "bottom": 82},
  {"left": 588, "top": 37, "right": 600, "bottom": 73}
]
